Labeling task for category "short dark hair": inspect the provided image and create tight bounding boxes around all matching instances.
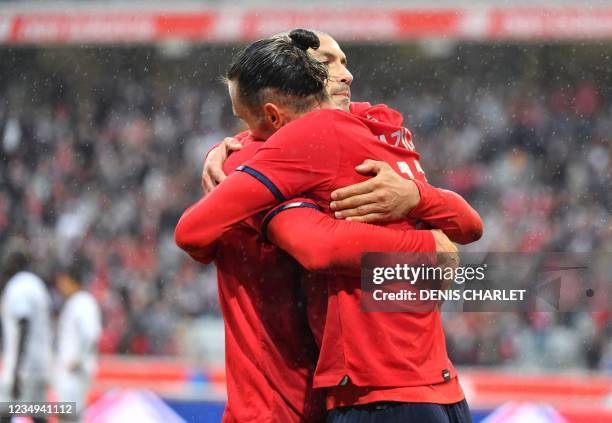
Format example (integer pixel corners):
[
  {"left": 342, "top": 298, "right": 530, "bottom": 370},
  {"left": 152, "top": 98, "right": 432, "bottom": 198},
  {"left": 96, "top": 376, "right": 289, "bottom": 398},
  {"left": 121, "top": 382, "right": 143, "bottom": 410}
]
[
  {"left": 58, "top": 256, "right": 90, "bottom": 287},
  {"left": 226, "top": 29, "right": 329, "bottom": 113},
  {"left": 1, "top": 237, "right": 31, "bottom": 279}
]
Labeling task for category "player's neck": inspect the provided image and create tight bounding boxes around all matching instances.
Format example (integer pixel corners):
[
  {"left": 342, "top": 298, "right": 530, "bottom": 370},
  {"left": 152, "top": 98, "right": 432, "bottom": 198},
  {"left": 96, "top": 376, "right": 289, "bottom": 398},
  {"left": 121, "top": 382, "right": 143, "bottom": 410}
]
[
  {"left": 65, "top": 287, "right": 80, "bottom": 297},
  {"left": 287, "top": 98, "right": 338, "bottom": 123},
  {"left": 318, "top": 98, "right": 337, "bottom": 110}
]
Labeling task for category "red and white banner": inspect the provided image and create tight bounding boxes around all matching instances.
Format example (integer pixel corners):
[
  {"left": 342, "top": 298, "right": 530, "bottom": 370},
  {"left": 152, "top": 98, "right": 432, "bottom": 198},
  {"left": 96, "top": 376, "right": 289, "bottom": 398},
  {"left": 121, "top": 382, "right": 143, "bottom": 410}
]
[
  {"left": 0, "top": 12, "right": 218, "bottom": 44},
  {"left": 1, "top": 6, "right": 612, "bottom": 44},
  {"left": 489, "top": 7, "right": 612, "bottom": 40}
]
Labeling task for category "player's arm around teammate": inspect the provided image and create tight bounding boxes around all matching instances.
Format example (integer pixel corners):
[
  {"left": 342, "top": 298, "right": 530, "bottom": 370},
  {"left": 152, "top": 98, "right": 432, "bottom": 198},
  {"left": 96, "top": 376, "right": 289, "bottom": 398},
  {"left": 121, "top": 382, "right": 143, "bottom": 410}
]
[
  {"left": 329, "top": 159, "right": 483, "bottom": 243},
  {"left": 262, "top": 198, "right": 458, "bottom": 275},
  {"left": 176, "top": 174, "right": 456, "bottom": 269},
  {"left": 202, "top": 139, "right": 482, "bottom": 246}
]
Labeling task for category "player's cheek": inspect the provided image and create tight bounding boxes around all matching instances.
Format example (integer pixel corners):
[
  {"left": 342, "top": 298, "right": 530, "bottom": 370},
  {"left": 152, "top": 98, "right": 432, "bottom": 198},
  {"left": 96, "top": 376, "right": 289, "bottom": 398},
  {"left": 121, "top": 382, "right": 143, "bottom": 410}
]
[{"left": 327, "top": 63, "right": 343, "bottom": 82}]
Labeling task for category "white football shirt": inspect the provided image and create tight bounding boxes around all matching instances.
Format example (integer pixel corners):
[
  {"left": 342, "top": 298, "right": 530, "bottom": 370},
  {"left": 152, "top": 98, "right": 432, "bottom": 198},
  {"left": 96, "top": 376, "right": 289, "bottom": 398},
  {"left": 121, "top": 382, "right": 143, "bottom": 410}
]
[
  {"left": 1, "top": 271, "right": 52, "bottom": 385},
  {"left": 56, "top": 290, "right": 101, "bottom": 377}
]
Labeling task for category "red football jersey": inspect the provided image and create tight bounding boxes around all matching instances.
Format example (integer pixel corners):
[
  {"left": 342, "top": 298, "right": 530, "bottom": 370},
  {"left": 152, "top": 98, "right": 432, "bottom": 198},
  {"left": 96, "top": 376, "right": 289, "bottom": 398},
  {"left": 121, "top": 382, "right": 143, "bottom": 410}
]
[
  {"left": 211, "top": 136, "right": 325, "bottom": 423},
  {"left": 178, "top": 105, "right": 442, "bottom": 421},
  {"left": 176, "top": 104, "right": 481, "bottom": 412},
  {"left": 240, "top": 108, "right": 457, "bottom": 389}
]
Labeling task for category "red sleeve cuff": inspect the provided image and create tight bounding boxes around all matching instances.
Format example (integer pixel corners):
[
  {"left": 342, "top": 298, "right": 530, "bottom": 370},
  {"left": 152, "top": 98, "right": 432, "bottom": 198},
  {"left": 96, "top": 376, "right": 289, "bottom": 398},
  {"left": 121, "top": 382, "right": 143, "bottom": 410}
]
[{"left": 407, "top": 179, "right": 436, "bottom": 218}]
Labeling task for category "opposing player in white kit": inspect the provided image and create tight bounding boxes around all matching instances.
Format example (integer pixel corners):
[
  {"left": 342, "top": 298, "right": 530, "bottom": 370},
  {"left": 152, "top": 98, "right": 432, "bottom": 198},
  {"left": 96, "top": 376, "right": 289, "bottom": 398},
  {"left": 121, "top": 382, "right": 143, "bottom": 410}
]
[
  {"left": 0, "top": 238, "right": 52, "bottom": 423},
  {"left": 54, "top": 260, "right": 101, "bottom": 422}
]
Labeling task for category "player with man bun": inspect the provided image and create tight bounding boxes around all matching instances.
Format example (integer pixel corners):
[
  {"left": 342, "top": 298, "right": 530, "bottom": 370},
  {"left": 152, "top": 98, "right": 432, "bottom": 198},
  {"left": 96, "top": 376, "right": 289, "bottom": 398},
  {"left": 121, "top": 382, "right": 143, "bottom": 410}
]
[
  {"left": 177, "top": 29, "right": 478, "bottom": 422},
  {"left": 176, "top": 29, "right": 471, "bottom": 423}
]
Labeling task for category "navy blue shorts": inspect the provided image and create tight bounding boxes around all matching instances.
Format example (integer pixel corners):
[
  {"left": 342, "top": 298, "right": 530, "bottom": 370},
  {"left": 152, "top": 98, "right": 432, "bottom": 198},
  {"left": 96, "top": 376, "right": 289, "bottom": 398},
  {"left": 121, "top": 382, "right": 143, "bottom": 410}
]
[{"left": 327, "top": 400, "right": 472, "bottom": 423}]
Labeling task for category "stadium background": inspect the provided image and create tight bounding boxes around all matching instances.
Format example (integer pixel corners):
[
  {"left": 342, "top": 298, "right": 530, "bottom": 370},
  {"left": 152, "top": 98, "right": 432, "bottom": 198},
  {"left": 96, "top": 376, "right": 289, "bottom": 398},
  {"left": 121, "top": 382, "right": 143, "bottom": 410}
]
[{"left": 0, "top": 0, "right": 611, "bottom": 421}]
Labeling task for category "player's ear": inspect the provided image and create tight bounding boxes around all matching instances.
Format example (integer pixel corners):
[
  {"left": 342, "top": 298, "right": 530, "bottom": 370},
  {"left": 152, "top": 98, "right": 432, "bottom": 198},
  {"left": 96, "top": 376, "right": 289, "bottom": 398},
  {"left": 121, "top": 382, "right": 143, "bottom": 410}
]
[{"left": 262, "top": 103, "right": 283, "bottom": 130}]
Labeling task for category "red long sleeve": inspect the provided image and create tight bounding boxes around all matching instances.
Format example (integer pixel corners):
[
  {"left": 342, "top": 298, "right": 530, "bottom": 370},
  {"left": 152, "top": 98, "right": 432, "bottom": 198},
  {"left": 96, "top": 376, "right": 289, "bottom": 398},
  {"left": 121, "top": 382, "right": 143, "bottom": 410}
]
[
  {"left": 174, "top": 171, "right": 277, "bottom": 263},
  {"left": 265, "top": 200, "right": 436, "bottom": 277},
  {"left": 409, "top": 180, "right": 483, "bottom": 244}
]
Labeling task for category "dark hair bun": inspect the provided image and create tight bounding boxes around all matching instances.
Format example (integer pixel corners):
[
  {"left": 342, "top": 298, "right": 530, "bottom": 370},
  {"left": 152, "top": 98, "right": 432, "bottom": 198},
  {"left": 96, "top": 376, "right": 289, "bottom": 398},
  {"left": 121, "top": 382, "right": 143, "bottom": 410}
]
[
  {"left": 289, "top": 29, "right": 320, "bottom": 51},
  {"left": 226, "top": 29, "right": 328, "bottom": 108}
]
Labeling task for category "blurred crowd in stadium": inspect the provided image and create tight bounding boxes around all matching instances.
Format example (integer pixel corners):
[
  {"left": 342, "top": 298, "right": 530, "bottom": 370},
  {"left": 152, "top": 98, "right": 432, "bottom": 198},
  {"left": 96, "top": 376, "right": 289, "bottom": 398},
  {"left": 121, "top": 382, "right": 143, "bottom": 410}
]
[{"left": 0, "top": 46, "right": 610, "bottom": 372}]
